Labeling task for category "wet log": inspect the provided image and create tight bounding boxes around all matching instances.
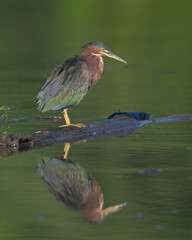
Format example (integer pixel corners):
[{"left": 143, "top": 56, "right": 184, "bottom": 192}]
[{"left": 0, "top": 112, "right": 192, "bottom": 157}]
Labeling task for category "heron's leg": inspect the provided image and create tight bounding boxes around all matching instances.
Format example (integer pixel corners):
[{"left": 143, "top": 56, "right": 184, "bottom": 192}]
[
  {"left": 60, "top": 108, "right": 86, "bottom": 128},
  {"left": 63, "top": 108, "right": 71, "bottom": 125},
  {"left": 62, "top": 142, "right": 70, "bottom": 160}
]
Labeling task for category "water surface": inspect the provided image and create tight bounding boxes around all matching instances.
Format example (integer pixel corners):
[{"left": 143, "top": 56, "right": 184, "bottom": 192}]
[{"left": 0, "top": 1, "right": 192, "bottom": 239}]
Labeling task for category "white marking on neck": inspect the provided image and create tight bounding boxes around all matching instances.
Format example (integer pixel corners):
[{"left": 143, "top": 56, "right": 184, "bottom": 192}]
[{"left": 91, "top": 53, "right": 101, "bottom": 57}]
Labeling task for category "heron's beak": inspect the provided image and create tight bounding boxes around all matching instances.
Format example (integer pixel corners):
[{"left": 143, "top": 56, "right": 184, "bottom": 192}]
[
  {"left": 100, "top": 202, "right": 126, "bottom": 220},
  {"left": 102, "top": 51, "right": 127, "bottom": 64}
]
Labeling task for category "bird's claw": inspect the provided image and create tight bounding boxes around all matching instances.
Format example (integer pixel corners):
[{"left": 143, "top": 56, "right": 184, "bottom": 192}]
[{"left": 59, "top": 123, "right": 86, "bottom": 128}]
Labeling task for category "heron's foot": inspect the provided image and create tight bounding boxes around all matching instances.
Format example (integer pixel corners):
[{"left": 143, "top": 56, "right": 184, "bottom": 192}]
[
  {"left": 75, "top": 139, "right": 87, "bottom": 144},
  {"left": 59, "top": 123, "right": 86, "bottom": 128}
]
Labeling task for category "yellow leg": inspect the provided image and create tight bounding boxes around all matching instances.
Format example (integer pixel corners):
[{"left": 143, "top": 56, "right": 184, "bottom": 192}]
[
  {"left": 63, "top": 108, "right": 71, "bottom": 125},
  {"left": 62, "top": 142, "right": 71, "bottom": 160},
  {"left": 59, "top": 108, "right": 86, "bottom": 128}
]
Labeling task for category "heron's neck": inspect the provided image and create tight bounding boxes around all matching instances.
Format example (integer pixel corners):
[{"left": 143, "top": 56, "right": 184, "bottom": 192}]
[
  {"left": 80, "top": 179, "right": 103, "bottom": 222},
  {"left": 80, "top": 48, "right": 104, "bottom": 87}
]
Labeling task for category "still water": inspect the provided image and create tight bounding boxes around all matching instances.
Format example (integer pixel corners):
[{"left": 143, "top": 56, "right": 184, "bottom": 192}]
[{"left": 0, "top": 0, "right": 192, "bottom": 239}]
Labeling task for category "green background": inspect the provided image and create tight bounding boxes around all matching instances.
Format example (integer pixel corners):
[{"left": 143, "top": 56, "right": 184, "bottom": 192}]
[{"left": 0, "top": 0, "right": 192, "bottom": 239}]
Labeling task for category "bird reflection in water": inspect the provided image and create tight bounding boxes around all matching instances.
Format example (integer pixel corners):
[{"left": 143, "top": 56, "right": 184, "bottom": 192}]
[{"left": 37, "top": 143, "right": 126, "bottom": 223}]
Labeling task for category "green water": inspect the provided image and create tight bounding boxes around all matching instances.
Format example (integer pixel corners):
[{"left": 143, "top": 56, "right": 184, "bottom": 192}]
[{"left": 0, "top": 0, "right": 192, "bottom": 239}]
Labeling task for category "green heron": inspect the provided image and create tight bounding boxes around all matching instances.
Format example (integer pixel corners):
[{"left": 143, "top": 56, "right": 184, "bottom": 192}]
[
  {"left": 37, "top": 143, "right": 126, "bottom": 223},
  {"left": 36, "top": 42, "right": 126, "bottom": 127}
]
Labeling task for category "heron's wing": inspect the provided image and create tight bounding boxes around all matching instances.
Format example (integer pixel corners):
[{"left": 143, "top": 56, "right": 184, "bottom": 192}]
[
  {"left": 37, "top": 57, "right": 91, "bottom": 112},
  {"left": 37, "top": 157, "right": 92, "bottom": 208}
]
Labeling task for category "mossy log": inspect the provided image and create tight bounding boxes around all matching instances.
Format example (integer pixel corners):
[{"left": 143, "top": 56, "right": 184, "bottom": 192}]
[{"left": 0, "top": 112, "right": 191, "bottom": 157}]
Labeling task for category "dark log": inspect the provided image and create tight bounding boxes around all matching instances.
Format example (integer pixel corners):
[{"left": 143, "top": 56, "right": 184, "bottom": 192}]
[{"left": 0, "top": 112, "right": 192, "bottom": 157}]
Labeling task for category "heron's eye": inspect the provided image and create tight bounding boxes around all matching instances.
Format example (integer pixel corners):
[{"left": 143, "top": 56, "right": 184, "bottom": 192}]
[{"left": 100, "top": 48, "right": 109, "bottom": 53}]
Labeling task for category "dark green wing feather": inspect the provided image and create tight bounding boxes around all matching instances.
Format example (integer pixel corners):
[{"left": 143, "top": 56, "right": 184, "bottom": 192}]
[
  {"left": 37, "top": 157, "right": 92, "bottom": 208},
  {"left": 37, "top": 57, "right": 91, "bottom": 112}
]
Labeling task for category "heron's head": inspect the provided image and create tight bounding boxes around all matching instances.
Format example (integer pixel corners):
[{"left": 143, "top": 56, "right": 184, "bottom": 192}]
[{"left": 82, "top": 41, "right": 127, "bottom": 64}]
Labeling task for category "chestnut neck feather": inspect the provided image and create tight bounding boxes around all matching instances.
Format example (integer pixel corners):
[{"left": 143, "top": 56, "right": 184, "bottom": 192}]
[
  {"left": 80, "top": 46, "right": 104, "bottom": 87},
  {"left": 80, "top": 179, "right": 103, "bottom": 222}
]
